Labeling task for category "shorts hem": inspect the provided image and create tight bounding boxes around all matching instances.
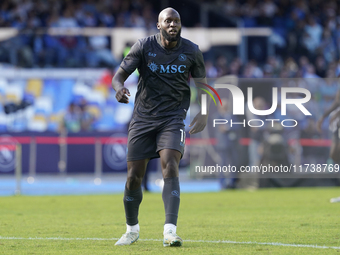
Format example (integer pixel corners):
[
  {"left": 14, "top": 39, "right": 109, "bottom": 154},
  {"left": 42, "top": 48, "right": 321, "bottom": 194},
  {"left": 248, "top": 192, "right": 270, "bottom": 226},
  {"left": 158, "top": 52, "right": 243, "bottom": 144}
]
[
  {"left": 126, "top": 154, "right": 159, "bottom": 162},
  {"left": 156, "top": 147, "right": 184, "bottom": 159},
  {"left": 127, "top": 147, "right": 184, "bottom": 161}
]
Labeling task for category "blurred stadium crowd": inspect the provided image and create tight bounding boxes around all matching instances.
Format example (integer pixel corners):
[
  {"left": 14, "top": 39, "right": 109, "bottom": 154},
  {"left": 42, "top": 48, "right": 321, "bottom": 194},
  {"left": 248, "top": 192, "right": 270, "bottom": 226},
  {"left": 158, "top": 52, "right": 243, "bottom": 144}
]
[
  {"left": 0, "top": 0, "right": 339, "bottom": 70},
  {"left": 0, "top": 0, "right": 338, "bottom": 137},
  {"left": 0, "top": 0, "right": 158, "bottom": 67},
  {"left": 0, "top": 0, "right": 156, "bottom": 29}
]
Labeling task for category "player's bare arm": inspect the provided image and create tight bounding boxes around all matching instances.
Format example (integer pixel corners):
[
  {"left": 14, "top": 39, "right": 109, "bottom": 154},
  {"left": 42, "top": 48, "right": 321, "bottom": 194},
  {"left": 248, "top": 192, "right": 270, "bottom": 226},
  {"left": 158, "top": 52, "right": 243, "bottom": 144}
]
[
  {"left": 317, "top": 90, "right": 340, "bottom": 132},
  {"left": 189, "top": 77, "right": 209, "bottom": 134},
  {"left": 112, "top": 67, "right": 131, "bottom": 104}
]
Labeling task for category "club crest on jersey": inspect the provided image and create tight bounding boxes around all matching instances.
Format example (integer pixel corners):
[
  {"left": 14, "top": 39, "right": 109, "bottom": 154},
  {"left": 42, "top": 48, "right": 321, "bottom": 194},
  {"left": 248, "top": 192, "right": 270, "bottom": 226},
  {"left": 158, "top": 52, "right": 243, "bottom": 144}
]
[
  {"left": 148, "top": 62, "right": 158, "bottom": 72},
  {"left": 178, "top": 54, "right": 187, "bottom": 61}
]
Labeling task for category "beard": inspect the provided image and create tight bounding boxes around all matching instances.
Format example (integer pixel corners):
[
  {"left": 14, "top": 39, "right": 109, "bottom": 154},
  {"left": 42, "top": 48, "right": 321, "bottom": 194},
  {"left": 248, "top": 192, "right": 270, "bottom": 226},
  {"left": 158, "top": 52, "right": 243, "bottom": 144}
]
[{"left": 161, "top": 27, "right": 181, "bottom": 42}]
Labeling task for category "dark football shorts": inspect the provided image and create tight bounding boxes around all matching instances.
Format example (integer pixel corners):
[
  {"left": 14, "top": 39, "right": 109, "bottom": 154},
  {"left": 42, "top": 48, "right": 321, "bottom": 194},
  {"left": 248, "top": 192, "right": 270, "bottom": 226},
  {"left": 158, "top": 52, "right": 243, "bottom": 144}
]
[{"left": 126, "top": 117, "right": 186, "bottom": 161}]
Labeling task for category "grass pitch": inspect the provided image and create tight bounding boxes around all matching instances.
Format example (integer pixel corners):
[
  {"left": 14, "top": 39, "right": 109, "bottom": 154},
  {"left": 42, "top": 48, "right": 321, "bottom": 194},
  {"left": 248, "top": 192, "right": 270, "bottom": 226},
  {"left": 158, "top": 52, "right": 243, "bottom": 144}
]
[{"left": 1, "top": 187, "right": 340, "bottom": 254}]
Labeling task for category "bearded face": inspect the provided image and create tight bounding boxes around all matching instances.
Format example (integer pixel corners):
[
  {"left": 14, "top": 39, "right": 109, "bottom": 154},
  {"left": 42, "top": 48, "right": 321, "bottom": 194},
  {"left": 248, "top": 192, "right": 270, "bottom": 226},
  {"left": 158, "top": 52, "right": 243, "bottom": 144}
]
[
  {"left": 157, "top": 9, "right": 182, "bottom": 44},
  {"left": 160, "top": 27, "right": 181, "bottom": 42}
]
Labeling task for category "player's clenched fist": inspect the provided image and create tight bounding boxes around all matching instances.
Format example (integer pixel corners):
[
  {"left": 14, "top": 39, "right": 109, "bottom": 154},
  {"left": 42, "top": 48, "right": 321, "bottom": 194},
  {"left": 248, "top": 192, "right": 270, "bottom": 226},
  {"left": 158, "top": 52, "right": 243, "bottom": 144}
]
[{"left": 115, "top": 87, "right": 131, "bottom": 104}]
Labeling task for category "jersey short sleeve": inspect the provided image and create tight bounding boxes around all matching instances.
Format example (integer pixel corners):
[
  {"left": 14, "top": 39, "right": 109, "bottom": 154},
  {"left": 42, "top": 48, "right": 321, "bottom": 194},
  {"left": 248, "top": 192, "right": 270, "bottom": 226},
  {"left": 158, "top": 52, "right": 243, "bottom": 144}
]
[
  {"left": 120, "top": 40, "right": 143, "bottom": 75},
  {"left": 190, "top": 48, "right": 206, "bottom": 78}
]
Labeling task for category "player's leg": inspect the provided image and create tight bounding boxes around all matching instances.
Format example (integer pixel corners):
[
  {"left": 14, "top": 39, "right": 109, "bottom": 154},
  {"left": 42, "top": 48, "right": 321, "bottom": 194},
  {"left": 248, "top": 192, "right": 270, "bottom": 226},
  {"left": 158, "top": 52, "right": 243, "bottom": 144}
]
[
  {"left": 330, "top": 128, "right": 340, "bottom": 164},
  {"left": 115, "top": 159, "right": 148, "bottom": 245},
  {"left": 116, "top": 118, "right": 159, "bottom": 245},
  {"left": 159, "top": 149, "right": 183, "bottom": 247},
  {"left": 330, "top": 128, "right": 340, "bottom": 203},
  {"left": 125, "top": 159, "right": 149, "bottom": 226},
  {"left": 142, "top": 160, "right": 154, "bottom": 191},
  {"left": 154, "top": 118, "right": 185, "bottom": 246}
]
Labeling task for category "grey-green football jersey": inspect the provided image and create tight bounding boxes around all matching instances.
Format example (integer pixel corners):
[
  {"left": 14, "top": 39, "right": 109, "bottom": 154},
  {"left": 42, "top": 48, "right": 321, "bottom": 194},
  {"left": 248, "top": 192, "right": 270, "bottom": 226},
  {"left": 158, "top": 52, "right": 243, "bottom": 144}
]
[{"left": 120, "top": 33, "right": 206, "bottom": 120}]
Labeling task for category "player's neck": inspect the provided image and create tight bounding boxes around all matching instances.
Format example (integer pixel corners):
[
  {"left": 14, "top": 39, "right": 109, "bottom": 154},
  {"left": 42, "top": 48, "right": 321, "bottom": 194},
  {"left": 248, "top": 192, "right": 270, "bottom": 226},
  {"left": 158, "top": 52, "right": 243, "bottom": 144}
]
[{"left": 160, "top": 37, "right": 178, "bottom": 49}]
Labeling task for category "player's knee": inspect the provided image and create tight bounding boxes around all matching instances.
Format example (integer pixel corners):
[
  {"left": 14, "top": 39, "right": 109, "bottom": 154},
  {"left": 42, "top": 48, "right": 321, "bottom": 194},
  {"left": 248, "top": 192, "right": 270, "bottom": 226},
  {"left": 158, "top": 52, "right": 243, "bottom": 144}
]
[
  {"left": 162, "top": 160, "right": 179, "bottom": 177},
  {"left": 126, "top": 175, "right": 142, "bottom": 190}
]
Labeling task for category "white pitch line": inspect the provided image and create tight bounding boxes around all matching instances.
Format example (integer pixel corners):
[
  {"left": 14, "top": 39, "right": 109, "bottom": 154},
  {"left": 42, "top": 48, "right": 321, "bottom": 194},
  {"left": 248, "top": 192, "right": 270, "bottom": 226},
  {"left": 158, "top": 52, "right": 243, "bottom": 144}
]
[{"left": 0, "top": 236, "right": 339, "bottom": 250}]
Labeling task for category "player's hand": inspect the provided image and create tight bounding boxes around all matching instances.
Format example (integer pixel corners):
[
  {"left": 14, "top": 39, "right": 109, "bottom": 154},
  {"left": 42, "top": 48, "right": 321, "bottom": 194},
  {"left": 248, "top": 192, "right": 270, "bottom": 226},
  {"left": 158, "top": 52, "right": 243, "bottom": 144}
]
[
  {"left": 115, "top": 87, "right": 131, "bottom": 104},
  {"left": 189, "top": 113, "right": 208, "bottom": 134},
  {"left": 316, "top": 118, "right": 323, "bottom": 133}
]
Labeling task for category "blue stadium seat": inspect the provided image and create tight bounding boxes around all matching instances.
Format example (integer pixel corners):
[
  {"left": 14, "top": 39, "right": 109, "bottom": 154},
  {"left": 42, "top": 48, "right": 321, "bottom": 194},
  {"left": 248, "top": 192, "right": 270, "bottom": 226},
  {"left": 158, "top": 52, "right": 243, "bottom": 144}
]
[
  {"left": 42, "top": 79, "right": 58, "bottom": 97},
  {"left": 54, "top": 79, "right": 75, "bottom": 112},
  {"left": 0, "top": 79, "right": 8, "bottom": 96},
  {"left": 43, "top": 79, "right": 59, "bottom": 113}
]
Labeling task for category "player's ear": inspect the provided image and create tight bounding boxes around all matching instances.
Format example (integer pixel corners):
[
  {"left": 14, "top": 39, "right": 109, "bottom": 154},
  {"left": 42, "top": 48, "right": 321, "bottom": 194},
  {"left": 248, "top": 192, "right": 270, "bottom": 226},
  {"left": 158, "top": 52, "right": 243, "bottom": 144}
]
[{"left": 156, "top": 22, "right": 160, "bottom": 30}]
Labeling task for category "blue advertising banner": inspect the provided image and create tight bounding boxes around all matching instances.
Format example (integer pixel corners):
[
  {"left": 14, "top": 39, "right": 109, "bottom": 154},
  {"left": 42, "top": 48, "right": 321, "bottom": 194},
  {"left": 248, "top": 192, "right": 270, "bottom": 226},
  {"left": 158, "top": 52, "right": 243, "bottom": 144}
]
[{"left": 0, "top": 131, "right": 129, "bottom": 174}]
